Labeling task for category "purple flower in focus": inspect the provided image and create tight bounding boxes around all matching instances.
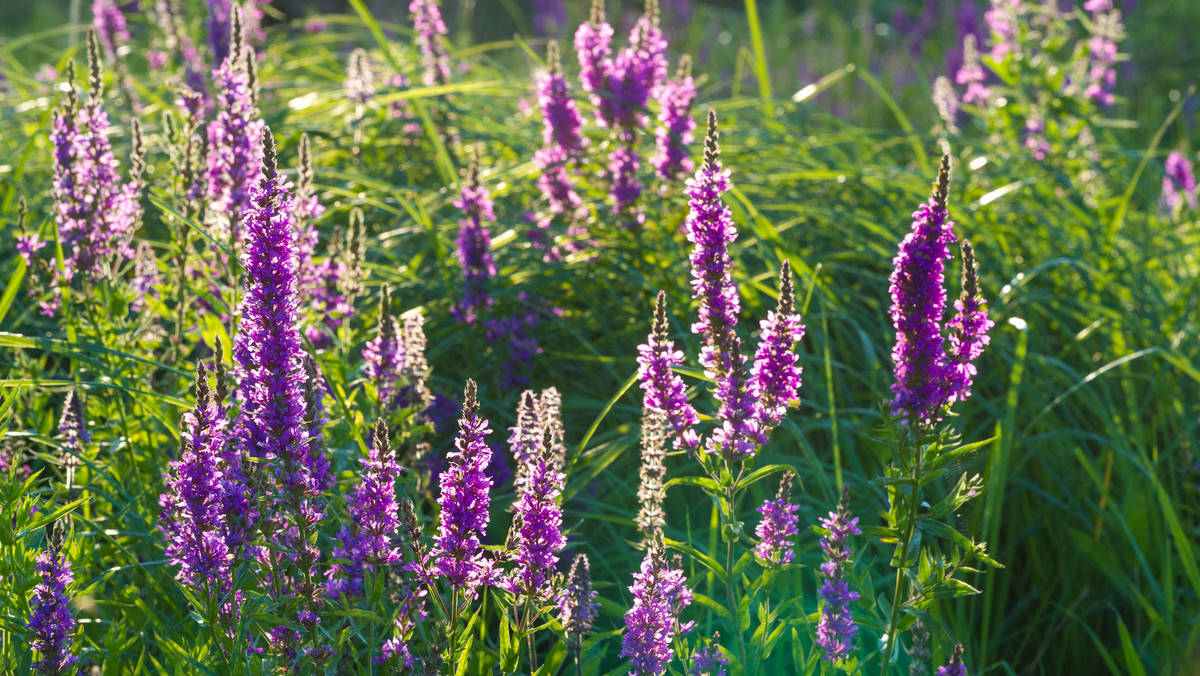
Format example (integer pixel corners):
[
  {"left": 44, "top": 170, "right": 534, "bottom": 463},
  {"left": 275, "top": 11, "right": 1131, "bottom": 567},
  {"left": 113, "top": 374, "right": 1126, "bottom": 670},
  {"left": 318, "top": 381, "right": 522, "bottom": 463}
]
[
  {"left": 889, "top": 156, "right": 957, "bottom": 426},
  {"left": 453, "top": 163, "right": 497, "bottom": 324},
  {"left": 410, "top": 0, "right": 451, "bottom": 85},
  {"left": 636, "top": 291, "right": 700, "bottom": 452},
  {"left": 433, "top": 380, "right": 494, "bottom": 597},
  {"left": 620, "top": 542, "right": 694, "bottom": 676},
  {"left": 505, "top": 430, "right": 566, "bottom": 600},
  {"left": 815, "top": 486, "right": 860, "bottom": 662},
  {"left": 27, "top": 528, "right": 79, "bottom": 676},
  {"left": 328, "top": 419, "right": 404, "bottom": 597},
  {"left": 652, "top": 57, "right": 697, "bottom": 182},
  {"left": 748, "top": 262, "right": 805, "bottom": 433},
  {"left": 688, "top": 633, "right": 729, "bottom": 676},
  {"left": 754, "top": 471, "right": 800, "bottom": 566},
  {"left": 1162, "top": 150, "right": 1197, "bottom": 213},
  {"left": 937, "top": 643, "right": 968, "bottom": 676},
  {"left": 945, "top": 241, "right": 994, "bottom": 404}
]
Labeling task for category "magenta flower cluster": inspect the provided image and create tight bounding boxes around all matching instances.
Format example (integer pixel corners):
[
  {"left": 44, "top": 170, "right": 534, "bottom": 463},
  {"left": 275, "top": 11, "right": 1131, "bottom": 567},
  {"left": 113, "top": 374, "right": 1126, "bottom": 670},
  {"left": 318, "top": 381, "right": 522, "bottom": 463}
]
[
  {"left": 815, "top": 488, "right": 861, "bottom": 662},
  {"left": 754, "top": 472, "right": 800, "bottom": 566},
  {"left": 205, "top": 30, "right": 264, "bottom": 246},
  {"left": 27, "top": 539, "right": 79, "bottom": 676},
  {"left": 410, "top": 0, "right": 450, "bottom": 85},
  {"left": 1162, "top": 150, "right": 1197, "bottom": 213},
  {"left": 620, "top": 544, "right": 694, "bottom": 675},
  {"left": 636, "top": 292, "right": 701, "bottom": 452},
  {"left": 453, "top": 166, "right": 497, "bottom": 324}
]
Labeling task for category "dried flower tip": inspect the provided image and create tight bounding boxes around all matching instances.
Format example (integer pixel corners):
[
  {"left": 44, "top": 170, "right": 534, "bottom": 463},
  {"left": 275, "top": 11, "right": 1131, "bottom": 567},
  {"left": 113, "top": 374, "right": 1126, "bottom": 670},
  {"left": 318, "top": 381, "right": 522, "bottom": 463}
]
[
  {"left": 230, "top": 4, "right": 245, "bottom": 65},
  {"left": 246, "top": 49, "right": 259, "bottom": 108},
  {"left": 547, "top": 40, "right": 561, "bottom": 75},
  {"left": 676, "top": 54, "right": 692, "bottom": 80},
  {"left": 645, "top": 0, "right": 660, "bottom": 26},
  {"left": 213, "top": 336, "right": 229, "bottom": 403},
  {"left": 960, "top": 240, "right": 979, "bottom": 301},
  {"left": 45, "top": 519, "right": 66, "bottom": 551},
  {"left": 652, "top": 290, "right": 669, "bottom": 337},
  {"left": 934, "top": 154, "right": 951, "bottom": 212},
  {"left": 261, "top": 126, "right": 278, "bottom": 182},
  {"left": 703, "top": 109, "right": 720, "bottom": 170},
  {"left": 777, "top": 260, "right": 795, "bottom": 317},
  {"left": 194, "top": 360, "right": 212, "bottom": 410},
  {"left": 589, "top": 0, "right": 606, "bottom": 25},
  {"left": 131, "top": 119, "right": 146, "bottom": 184},
  {"left": 86, "top": 28, "right": 103, "bottom": 99},
  {"left": 17, "top": 196, "right": 27, "bottom": 229},
  {"left": 298, "top": 133, "right": 314, "bottom": 194},
  {"left": 463, "top": 379, "right": 479, "bottom": 417}
]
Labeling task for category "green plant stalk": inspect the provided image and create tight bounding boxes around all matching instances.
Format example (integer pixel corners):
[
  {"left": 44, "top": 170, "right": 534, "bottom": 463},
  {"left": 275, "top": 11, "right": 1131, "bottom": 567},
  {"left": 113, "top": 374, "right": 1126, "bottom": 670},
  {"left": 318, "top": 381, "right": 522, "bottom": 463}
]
[{"left": 881, "top": 431, "right": 922, "bottom": 676}]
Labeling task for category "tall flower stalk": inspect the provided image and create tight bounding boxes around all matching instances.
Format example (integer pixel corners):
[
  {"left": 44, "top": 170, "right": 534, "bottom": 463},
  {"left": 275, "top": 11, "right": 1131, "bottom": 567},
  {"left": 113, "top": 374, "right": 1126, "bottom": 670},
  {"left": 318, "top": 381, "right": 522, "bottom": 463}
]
[
  {"left": 815, "top": 487, "right": 861, "bottom": 663},
  {"left": 452, "top": 161, "right": 497, "bottom": 324},
  {"left": 27, "top": 523, "right": 79, "bottom": 676},
  {"left": 620, "top": 539, "right": 693, "bottom": 676}
]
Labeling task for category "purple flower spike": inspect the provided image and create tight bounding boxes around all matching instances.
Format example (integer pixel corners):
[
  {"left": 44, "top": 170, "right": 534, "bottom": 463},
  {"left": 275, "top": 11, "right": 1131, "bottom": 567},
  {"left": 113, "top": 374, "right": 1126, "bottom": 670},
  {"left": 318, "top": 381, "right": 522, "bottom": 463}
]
[
  {"left": 749, "top": 261, "right": 806, "bottom": 434},
  {"left": 815, "top": 486, "right": 861, "bottom": 663},
  {"left": 508, "top": 390, "right": 543, "bottom": 492},
  {"left": 936, "top": 643, "right": 968, "bottom": 676},
  {"left": 945, "top": 241, "right": 993, "bottom": 405},
  {"left": 538, "top": 41, "right": 587, "bottom": 158},
  {"left": 559, "top": 553, "right": 600, "bottom": 640},
  {"left": 575, "top": 0, "right": 614, "bottom": 111},
  {"left": 688, "top": 633, "right": 729, "bottom": 676},
  {"left": 889, "top": 155, "right": 957, "bottom": 427},
  {"left": 233, "top": 129, "right": 331, "bottom": 531},
  {"left": 621, "top": 541, "right": 694, "bottom": 676},
  {"left": 506, "top": 429, "right": 566, "bottom": 600},
  {"left": 410, "top": 0, "right": 450, "bottom": 86},
  {"left": 28, "top": 524, "right": 79, "bottom": 676},
  {"left": 653, "top": 57, "right": 698, "bottom": 183},
  {"left": 636, "top": 291, "right": 700, "bottom": 452},
  {"left": 92, "top": 0, "right": 129, "bottom": 61},
  {"left": 433, "top": 380, "right": 494, "bottom": 597},
  {"left": 453, "top": 162, "right": 497, "bottom": 324},
  {"left": 328, "top": 419, "right": 405, "bottom": 598},
  {"left": 608, "top": 138, "right": 645, "bottom": 225},
  {"left": 636, "top": 408, "right": 669, "bottom": 539},
  {"left": 754, "top": 471, "right": 800, "bottom": 566},
  {"left": 206, "top": 7, "right": 264, "bottom": 247},
  {"left": 160, "top": 361, "right": 236, "bottom": 595},
  {"left": 955, "top": 35, "right": 989, "bottom": 105}
]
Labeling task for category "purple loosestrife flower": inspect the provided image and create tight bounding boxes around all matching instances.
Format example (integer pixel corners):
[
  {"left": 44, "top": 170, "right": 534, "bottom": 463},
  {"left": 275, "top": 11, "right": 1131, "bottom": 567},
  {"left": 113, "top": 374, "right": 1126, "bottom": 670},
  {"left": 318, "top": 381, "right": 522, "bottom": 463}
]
[
  {"left": 92, "top": 0, "right": 129, "bottom": 61},
  {"left": 936, "top": 643, "right": 967, "bottom": 676},
  {"left": 575, "top": 0, "right": 615, "bottom": 112},
  {"left": 328, "top": 419, "right": 404, "bottom": 597},
  {"left": 955, "top": 35, "right": 990, "bottom": 105},
  {"left": 160, "top": 361, "right": 235, "bottom": 594},
  {"left": 688, "top": 633, "right": 729, "bottom": 676},
  {"left": 539, "top": 387, "right": 567, "bottom": 468},
  {"left": 433, "top": 380, "right": 495, "bottom": 597},
  {"left": 1162, "top": 150, "right": 1197, "bottom": 213},
  {"left": 749, "top": 262, "right": 806, "bottom": 433},
  {"left": 410, "top": 0, "right": 450, "bottom": 86},
  {"left": 1084, "top": 5, "right": 1122, "bottom": 108},
  {"left": 945, "top": 241, "right": 994, "bottom": 405},
  {"left": 535, "top": 145, "right": 583, "bottom": 216},
  {"left": 620, "top": 541, "right": 693, "bottom": 676},
  {"left": 599, "top": 1, "right": 668, "bottom": 130},
  {"left": 206, "top": 9, "right": 264, "bottom": 247},
  {"left": 687, "top": 112, "right": 760, "bottom": 457},
  {"left": 453, "top": 163, "right": 497, "bottom": 324},
  {"left": 984, "top": 0, "right": 1020, "bottom": 62},
  {"left": 377, "top": 585, "right": 428, "bottom": 668},
  {"left": 754, "top": 471, "right": 800, "bottom": 566},
  {"left": 506, "top": 431, "right": 566, "bottom": 600},
  {"left": 608, "top": 137, "right": 645, "bottom": 225},
  {"left": 292, "top": 134, "right": 324, "bottom": 290},
  {"left": 1024, "top": 115, "right": 1049, "bottom": 162},
  {"left": 27, "top": 526, "right": 79, "bottom": 676},
  {"left": 653, "top": 57, "right": 697, "bottom": 183},
  {"left": 889, "top": 156, "right": 957, "bottom": 426},
  {"left": 636, "top": 291, "right": 700, "bottom": 452},
  {"left": 233, "top": 129, "right": 331, "bottom": 530},
  {"left": 537, "top": 41, "right": 587, "bottom": 158},
  {"left": 636, "top": 408, "right": 669, "bottom": 540},
  {"left": 57, "top": 389, "right": 90, "bottom": 455},
  {"left": 364, "top": 290, "right": 404, "bottom": 408},
  {"left": 816, "top": 487, "right": 861, "bottom": 663},
  {"left": 207, "top": 0, "right": 234, "bottom": 64}
]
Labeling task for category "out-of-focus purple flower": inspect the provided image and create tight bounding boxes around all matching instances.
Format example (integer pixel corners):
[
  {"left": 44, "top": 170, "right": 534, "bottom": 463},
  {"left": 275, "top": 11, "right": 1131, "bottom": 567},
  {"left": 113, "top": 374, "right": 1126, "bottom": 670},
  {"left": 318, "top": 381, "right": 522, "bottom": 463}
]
[
  {"left": 686, "top": 112, "right": 760, "bottom": 458},
  {"left": 945, "top": 241, "right": 993, "bottom": 404},
  {"left": 386, "top": 73, "right": 424, "bottom": 140},
  {"left": 889, "top": 156, "right": 957, "bottom": 426},
  {"left": 535, "top": 145, "right": 583, "bottom": 215},
  {"left": 505, "top": 430, "right": 565, "bottom": 600},
  {"left": 58, "top": 389, "right": 90, "bottom": 454},
  {"left": 620, "top": 541, "right": 693, "bottom": 676},
  {"left": 147, "top": 50, "right": 168, "bottom": 70},
  {"left": 206, "top": 13, "right": 264, "bottom": 246},
  {"left": 559, "top": 553, "right": 600, "bottom": 641},
  {"left": 575, "top": 0, "right": 615, "bottom": 110},
  {"left": 16, "top": 235, "right": 47, "bottom": 268},
  {"left": 328, "top": 419, "right": 404, "bottom": 598},
  {"left": 305, "top": 18, "right": 328, "bottom": 32},
  {"left": 688, "top": 633, "right": 729, "bottom": 676},
  {"left": 433, "top": 380, "right": 494, "bottom": 597},
  {"left": 92, "top": 0, "right": 129, "bottom": 61},
  {"left": 27, "top": 528, "right": 79, "bottom": 676},
  {"left": 207, "top": 0, "right": 267, "bottom": 64},
  {"left": 160, "top": 361, "right": 236, "bottom": 595},
  {"left": 595, "top": 2, "right": 668, "bottom": 131},
  {"left": 754, "top": 471, "right": 800, "bottom": 566},
  {"left": 1084, "top": 6, "right": 1122, "bottom": 108},
  {"left": 534, "top": 0, "right": 567, "bottom": 36},
  {"left": 1024, "top": 115, "right": 1049, "bottom": 162},
  {"left": 945, "top": 0, "right": 985, "bottom": 77},
  {"left": 453, "top": 163, "right": 496, "bottom": 324},
  {"left": 1162, "top": 150, "right": 1198, "bottom": 213},
  {"left": 984, "top": 0, "right": 1020, "bottom": 62},
  {"left": 537, "top": 42, "right": 585, "bottom": 156},
  {"left": 345, "top": 48, "right": 375, "bottom": 106},
  {"left": 652, "top": 57, "right": 697, "bottom": 182},
  {"left": 749, "top": 262, "right": 805, "bottom": 433},
  {"left": 233, "top": 129, "right": 331, "bottom": 533},
  {"left": 608, "top": 138, "right": 644, "bottom": 225},
  {"left": 410, "top": 0, "right": 450, "bottom": 86},
  {"left": 484, "top": 301, "right": 545, "bottom": 389},
  {"left": 376, "top": 585, "right": 428, "bottom": 667},
  {"left": 636, "top": 291, "right": 700, "bottom": 452},
  {"left": 815, "top": 486, "right": 860, "bottom": 662},
  {"left": 955, "top": 34, "right": 990, "bottom": 105},
  {"left": 936, "top": 643, "right": 967, "bottom": 676}
]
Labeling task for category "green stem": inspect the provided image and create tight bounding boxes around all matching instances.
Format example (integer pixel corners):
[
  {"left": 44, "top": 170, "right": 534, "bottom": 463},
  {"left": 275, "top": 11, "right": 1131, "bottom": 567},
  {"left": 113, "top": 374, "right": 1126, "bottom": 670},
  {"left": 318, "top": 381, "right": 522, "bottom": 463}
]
[{"left": 881, "top": 431, "right": 923, "bottom": 676}]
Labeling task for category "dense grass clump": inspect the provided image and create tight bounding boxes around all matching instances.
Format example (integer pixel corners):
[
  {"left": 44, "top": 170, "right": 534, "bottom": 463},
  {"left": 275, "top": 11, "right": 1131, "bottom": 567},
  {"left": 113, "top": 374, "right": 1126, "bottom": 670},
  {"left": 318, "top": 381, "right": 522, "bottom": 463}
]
[{"left": 0, "top": 0, "right": 1197, "bottom": 674}]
